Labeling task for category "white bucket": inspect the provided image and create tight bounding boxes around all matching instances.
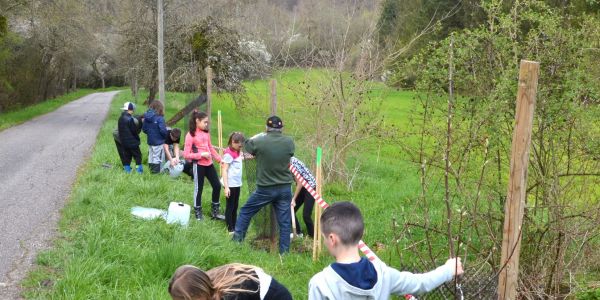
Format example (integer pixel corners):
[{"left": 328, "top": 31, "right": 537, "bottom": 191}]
[{"left": 166, "top": 202, "right": 191, "bottom": 227}]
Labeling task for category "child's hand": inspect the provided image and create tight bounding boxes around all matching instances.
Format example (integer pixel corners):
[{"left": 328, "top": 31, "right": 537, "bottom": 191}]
[
  {"left": 291, "top": 198, "right": 296, "bottom": 207},
  {"left": 224, "top": 187, "right": 230, "bottom": 198},
  {"left": 200, "top": 152, "right": 210, "bottom": 158},
  {"left": 445, "top": 257, "right": 464, "bottom": 276}
]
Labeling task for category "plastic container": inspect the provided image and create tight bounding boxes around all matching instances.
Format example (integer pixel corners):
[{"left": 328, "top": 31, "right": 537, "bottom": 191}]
[
  {"left": 166, "top": 202, "right": 191, "bottom": 227},
  {"left": 131, "top": 206, "right": 166, "bottom": 220}
]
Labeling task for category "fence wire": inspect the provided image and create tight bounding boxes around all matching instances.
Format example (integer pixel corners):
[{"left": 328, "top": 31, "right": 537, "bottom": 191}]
[
  {"left": 243, "top": 151, "right": 498, "bottom": 299},
  {"left": 397, "top": 261, "right": 498, "bottom": 299},
  {"left": 243, "top": 155, "right": 274, "bottom": 239}
]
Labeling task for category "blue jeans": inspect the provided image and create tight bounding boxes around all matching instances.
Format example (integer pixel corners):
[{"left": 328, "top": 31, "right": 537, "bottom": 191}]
[{"left": 233, "top": 185, "right": 292, "bottom": 253}]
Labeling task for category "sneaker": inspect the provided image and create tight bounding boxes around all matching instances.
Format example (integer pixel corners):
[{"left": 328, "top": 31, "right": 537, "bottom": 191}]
[
  {"left": 228, "top": 231, "right": 234, "bottom": 236},
  {"left": 136, "top": 165, "right": 143, "bottom": 173},
  {"left": 124, "top": 165, "right": 132, "bottom": 173}
]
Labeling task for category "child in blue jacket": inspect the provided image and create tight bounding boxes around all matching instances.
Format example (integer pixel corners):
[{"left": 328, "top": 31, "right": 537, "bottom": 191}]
[{"left": 142, "top": 100, "right": 168, "bottom": 173}]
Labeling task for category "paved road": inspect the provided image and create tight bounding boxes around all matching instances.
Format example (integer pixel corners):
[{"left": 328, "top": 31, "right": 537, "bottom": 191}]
[{"left": 0, "top": 91, "right": 118, "bottom": 299}]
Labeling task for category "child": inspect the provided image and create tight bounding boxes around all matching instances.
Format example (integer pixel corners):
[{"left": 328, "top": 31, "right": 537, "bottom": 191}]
[
  {"left": 290, "top": 156, "right": 316, "bottom": 238},
  {"left": 142, "top": 100, "right": 168, "bottom": 173},
  {"left": 162, "top": 127, "right": 182, "bottom": 169},
  {"left": 116, "top": 102, "right": 143, "bottom": 173},
  {"left": 168, "top": 263, "right": 292, "bottom": 300},
  {"left": 183, "top": 111, "right": 225, "bottom": 221},
  {"left": 222, "top": 132, "right": 245, "bottom": 234},
  {"left": 308, "top": 201, "right": 464, "bottom": 300}
]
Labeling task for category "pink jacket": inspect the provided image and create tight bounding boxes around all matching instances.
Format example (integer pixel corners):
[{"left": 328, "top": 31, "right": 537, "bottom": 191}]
[{"left": 183, "top": 130, "right": 222, "bottom": 166}]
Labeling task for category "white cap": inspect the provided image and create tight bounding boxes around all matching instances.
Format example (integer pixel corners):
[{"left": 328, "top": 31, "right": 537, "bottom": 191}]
[{"left": 122, "top": 102, "right": 136, "bottom": 111}]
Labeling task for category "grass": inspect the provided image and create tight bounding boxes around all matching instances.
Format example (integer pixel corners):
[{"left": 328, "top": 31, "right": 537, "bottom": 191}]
[
  {"left": 21, "top": 70, "right": 430, "bottom": 299},
  {"left": 0, "top": 87, "right": 123, "bottom": 131},
  {"left": 21, "top": 69, "right": 599, "bottom": 299}
]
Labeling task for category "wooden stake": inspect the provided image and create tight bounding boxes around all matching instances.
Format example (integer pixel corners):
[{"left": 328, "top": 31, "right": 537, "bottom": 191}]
[
  {"left": 270, "top": 79, "right": 277, "bottom": 116},
  {"left": 313, "top": 147, "right": 323, "bottom": 261},
  {"left": 205, "top": 66, "right": 212, "bottom": 121},
  {"left": 291, "top": 203, "right": 297, "bottom": 239},
  {"left": 269, "top": 78, "right": 277, "bottom": 253},
  {"left": 157, "top": 0, "right": 165, "bottom": 106},
  {"left": 497, "top": 60, "right": 540, "bottom": 300}
]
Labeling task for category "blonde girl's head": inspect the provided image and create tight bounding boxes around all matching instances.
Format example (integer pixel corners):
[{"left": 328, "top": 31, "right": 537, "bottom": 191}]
[
  {"left": 168, "top": 265, "right": 214, "bottom": 300},
  {"left": 206, "top": 263, "right": 259, "bottom": 298},
  {"left": 169, "top": 264, "right": 258, "bottom": 300}
]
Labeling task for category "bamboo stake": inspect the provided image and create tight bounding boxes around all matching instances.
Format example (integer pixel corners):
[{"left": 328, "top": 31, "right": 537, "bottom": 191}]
[{"left": 217, "top": 110, "right": 223, "bottom": 175}]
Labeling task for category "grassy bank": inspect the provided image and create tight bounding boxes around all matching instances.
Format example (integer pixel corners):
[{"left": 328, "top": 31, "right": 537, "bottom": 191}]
[
  {"left": 22, "top": 70, "right": 429, "bottom": 299},
  {"left": 21, "top": 69, "right": 600, "bottom": 299}
]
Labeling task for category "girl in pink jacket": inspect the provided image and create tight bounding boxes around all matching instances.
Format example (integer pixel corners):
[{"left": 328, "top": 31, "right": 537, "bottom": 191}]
[{"left": 183, "top": 111, "right": 224, "bottom": 221}]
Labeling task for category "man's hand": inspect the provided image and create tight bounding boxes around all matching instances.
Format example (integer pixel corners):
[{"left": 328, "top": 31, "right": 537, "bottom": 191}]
[
  {"left": 224, "top": 187, "right": 230, "bottom": 198},
  {"left": 291, "top": 197, "right": 296, "bottom": 207}
]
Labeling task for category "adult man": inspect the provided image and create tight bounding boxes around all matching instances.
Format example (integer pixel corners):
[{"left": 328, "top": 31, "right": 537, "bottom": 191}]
[{"left": 232, "top": 116, "right": 295, "bottom": 253}]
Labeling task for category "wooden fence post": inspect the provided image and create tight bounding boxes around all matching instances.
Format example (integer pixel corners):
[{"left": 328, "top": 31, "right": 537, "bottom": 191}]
[
  {"left": 270, "top": 79, "right": 277, "bottom": 116},
  {"left": 269, "top": 79, "right": 277, "bottom": 253},
  {"left": 497, "top": 60, "right": 540, "bottom": 300}
]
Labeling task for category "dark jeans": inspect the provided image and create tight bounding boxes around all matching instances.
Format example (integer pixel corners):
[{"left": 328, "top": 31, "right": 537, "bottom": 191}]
[
  {"left": 293, "top": 187, "right": 315, "bottom": 237},
  {"left": 119, "top": 143, "right": 142, "bottom": 166},
  {"left": 225, "top": 187, "right": 241, "bottom": 232},
  {"left": 192, "top": 164, "right": 221, "bottom": 208},
  {"left": 233, "top": 185, "right": 292, "bottom": 253},
  {"left": 114, "top": 139, "right": 127, "bottom": 166}
]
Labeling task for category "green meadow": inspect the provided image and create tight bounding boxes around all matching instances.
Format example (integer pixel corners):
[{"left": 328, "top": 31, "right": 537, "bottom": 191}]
[{"left": 20, "top": 70, "right": 494, "bottom": 298}]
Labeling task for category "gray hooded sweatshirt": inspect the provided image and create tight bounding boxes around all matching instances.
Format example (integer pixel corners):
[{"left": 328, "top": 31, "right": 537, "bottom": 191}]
[{"left": 308, "top": 258, "right": 454, "bottom": 300}]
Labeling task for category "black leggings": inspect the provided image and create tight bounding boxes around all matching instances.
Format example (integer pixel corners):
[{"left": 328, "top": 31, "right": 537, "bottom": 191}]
[
  {"left": 192, "top": 164, "right": 221, "bottom": 208},
  {"left": 225, "top": 187, "right": 240, "bottom": 232},
  {"left": 294, "top": 188, "right": 315, "bottom": 237}
]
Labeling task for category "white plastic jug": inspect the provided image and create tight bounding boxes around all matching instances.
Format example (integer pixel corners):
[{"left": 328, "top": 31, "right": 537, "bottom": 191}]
[{"left": 166, "top": 202, "right": 191, "bottom": 227}]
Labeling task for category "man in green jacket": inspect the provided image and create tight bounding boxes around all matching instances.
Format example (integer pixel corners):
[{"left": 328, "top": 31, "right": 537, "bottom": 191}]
[{"left": 232, "top": 116, "right": 295, "bottom": 253}]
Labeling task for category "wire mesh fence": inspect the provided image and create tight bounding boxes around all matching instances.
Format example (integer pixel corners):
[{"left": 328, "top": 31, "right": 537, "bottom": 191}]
[
  {"left": 395, "top": 261, "right": 497, "bottom": 299},
  {"left": 242, "top": 155, "right": 275, "bottom": 240}
]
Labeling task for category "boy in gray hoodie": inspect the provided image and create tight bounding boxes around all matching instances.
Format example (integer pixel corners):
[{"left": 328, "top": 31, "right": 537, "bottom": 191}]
[{"left": 308, "top": 202, "right": 463, "bottom": 300}]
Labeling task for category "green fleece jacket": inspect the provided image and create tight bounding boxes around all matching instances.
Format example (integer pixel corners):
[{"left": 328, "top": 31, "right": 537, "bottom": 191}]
[{"left": 244, "top": 131, "right": 295, "bottom": 187}]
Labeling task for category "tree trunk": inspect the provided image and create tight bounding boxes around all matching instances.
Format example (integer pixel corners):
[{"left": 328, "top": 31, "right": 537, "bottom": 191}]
[
  {"left": 148, "top": 80, "right": 157, "bottom": 104},
  {"left": 72, "top": 73, "right": 77, "bottom": 91},
  {"left": 131, "top": 75, "right": 138, "bottom": 99}
]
